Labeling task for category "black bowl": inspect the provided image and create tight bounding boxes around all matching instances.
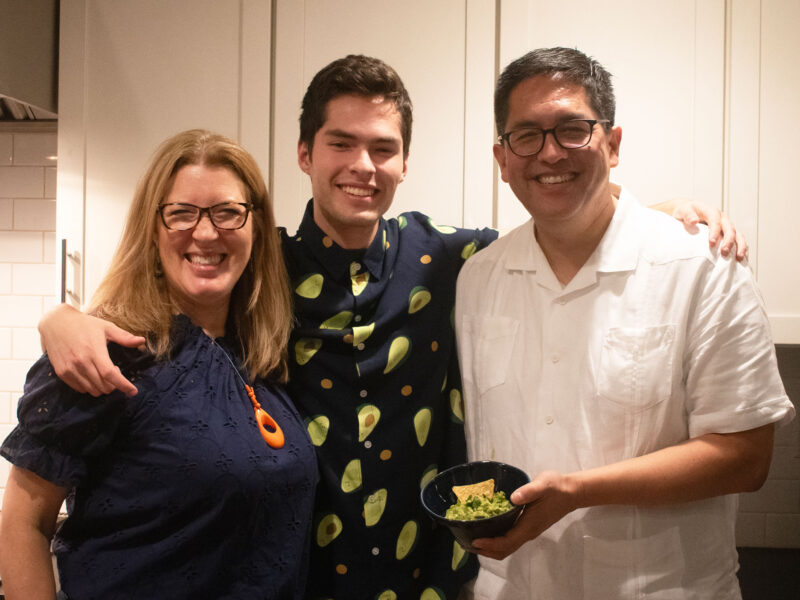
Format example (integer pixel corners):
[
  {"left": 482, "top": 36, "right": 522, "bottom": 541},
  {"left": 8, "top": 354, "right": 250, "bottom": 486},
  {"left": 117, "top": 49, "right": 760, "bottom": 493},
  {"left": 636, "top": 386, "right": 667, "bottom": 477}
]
[{"left": 420, "top": 460, "right": 530, "bottom": 549}]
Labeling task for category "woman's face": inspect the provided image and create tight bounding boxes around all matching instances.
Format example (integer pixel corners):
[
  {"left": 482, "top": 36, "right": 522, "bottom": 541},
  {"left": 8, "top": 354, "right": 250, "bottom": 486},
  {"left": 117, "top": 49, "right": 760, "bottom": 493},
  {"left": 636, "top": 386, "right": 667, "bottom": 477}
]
[{"left": 156, "top": 164, "right": 253, "bottom": 323}]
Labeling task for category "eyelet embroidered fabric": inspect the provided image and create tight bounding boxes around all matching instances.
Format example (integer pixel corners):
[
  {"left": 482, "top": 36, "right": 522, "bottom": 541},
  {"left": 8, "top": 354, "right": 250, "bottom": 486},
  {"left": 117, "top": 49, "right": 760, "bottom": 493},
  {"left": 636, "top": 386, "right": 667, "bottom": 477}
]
[{"left": 0, "top": 315, "right": 318, "bottom": 600}]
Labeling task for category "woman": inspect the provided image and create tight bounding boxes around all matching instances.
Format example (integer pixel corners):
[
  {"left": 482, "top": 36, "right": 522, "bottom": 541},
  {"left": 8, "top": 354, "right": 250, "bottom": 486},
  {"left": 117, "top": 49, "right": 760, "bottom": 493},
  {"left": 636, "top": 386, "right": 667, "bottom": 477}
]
[{"left": 0, "top": 130, "right": 317, "bottom": 599}]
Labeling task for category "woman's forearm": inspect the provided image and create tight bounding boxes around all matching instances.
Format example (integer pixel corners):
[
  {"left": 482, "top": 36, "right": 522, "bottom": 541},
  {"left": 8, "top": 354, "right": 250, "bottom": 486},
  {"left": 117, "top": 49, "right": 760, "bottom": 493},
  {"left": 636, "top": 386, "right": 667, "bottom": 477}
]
[
  {"left": 0, "top": 466, "right": 68, "bottom": 600},
  {"left": 0, "top": 525, "right": 58, "bottom": 600}
]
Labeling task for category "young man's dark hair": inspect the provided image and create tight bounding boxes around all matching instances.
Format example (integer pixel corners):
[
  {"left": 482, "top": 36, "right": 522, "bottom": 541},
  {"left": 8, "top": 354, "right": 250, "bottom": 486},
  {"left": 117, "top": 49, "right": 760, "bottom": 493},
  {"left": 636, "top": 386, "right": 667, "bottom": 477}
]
[
  {"left": 299, "top": 54, "right": 414, "bottom": 158},
  {"left": 494, "top": 46, "right": 616, "bottom": 136}
]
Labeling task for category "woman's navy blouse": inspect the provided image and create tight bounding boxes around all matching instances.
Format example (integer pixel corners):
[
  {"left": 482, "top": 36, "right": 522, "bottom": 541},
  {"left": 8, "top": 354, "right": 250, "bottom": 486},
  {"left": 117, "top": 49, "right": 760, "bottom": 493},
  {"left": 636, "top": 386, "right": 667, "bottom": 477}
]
[{"left": 0, "top": 315, "right": 318, "bottom": 600}]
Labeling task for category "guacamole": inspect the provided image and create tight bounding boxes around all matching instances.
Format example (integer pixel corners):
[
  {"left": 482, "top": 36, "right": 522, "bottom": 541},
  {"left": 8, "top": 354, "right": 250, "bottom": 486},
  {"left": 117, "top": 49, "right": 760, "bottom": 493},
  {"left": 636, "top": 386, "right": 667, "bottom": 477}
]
[{"left": 445, "top": 491, "right": 513, "bottom": 521}]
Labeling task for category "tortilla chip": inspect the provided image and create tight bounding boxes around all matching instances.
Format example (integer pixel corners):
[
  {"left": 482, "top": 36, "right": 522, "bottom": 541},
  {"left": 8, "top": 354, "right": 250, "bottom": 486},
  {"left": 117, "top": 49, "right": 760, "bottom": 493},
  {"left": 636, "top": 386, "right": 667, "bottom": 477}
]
[{"left": 452, "top": 478, "right": 495, "bottom": 503}]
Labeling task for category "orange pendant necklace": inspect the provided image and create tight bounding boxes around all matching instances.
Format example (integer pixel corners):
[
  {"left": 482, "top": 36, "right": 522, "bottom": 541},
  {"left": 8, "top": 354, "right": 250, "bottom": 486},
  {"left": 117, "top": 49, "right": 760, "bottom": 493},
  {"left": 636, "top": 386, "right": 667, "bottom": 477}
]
[
  {"left": 245, "top": 384, "right": 285, "bottom": 448},
  {"left": 215, "top": 341, "right": 284, "bottom": 449}
]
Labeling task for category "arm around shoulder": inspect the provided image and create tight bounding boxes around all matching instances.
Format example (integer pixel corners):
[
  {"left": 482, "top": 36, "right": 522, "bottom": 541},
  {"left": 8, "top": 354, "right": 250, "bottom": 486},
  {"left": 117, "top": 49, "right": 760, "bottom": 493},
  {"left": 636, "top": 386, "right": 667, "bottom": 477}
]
[{"left": 38, "top": 303, "right": 144, "bottom": 397}]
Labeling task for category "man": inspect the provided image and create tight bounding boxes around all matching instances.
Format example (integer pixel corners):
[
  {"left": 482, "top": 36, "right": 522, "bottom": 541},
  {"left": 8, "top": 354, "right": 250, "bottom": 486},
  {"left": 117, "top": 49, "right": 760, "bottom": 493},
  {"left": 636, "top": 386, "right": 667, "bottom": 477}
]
[
  {"left": 455, "top": 47, "right": 794, "bottom": 599},
  {"left": 38, "top": 55, "right": 744, "bottom": 599}
]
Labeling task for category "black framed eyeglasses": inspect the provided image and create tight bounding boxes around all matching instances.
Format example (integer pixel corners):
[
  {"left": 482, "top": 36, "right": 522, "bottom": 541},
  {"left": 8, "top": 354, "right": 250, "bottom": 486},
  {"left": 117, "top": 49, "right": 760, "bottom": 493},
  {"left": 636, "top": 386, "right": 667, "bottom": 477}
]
[
  {"left": 158, "top": 202, "right": 253, "bottom": 231},
  {"left": 498, "top": 119, "right": 611, "bottom": 157}
]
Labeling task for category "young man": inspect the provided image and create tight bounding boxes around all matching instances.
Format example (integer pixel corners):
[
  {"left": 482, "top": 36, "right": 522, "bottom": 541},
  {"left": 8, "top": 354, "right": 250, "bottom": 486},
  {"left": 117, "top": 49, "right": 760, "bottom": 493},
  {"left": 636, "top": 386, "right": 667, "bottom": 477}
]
[
  {"left": 455, "top": 47, "right": 794, "bottom": 599},
  {"left": 39, "top": 55, "right": 746, "bottom": 599}
]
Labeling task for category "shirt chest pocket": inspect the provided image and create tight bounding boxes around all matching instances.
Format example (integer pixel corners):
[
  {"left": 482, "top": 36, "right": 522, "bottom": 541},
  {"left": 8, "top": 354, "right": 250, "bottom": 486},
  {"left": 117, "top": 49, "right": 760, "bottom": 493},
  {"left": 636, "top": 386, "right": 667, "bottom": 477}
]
[
  {"left": 460, "top": 315, "right": 519, "bottom": 395},
  {"left": 597, "top": 325, "right": 675, "bottom": 411}
]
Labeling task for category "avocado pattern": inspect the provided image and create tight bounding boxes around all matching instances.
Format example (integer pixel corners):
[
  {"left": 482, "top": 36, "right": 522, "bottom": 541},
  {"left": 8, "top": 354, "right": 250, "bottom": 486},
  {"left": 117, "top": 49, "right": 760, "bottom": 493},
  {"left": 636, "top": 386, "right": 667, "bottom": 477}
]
[
  {"left": 317, "top": 513, "right": 343, "bottom": 547},
  {"left": 341, "top": 459, "right": 363, "bottom": 493},
  {"left": 420, "top": 588, "right": 446, "bottom": 600},
  {"left": 352, "top": 323, "right": 375, "bottom": 345},
  {"left": 306, "top": 414, "right": 330, "bottom": 446},
  {"left": 295, "top": 337, "right": 322, "bottom": 365},
  {"left": 364, "top": 488, "right": 388, "bottom": 527},
  {"left": 461, "top": 241, "right": 477, "bottom": 260},
  {"left": 357, "top": 404, "right": 381, "bottom": 441},
  {"left": 295, "top": 273, "right": 324, "bottom": 298},
  {"left": 350, "top": 261, "right": 370, "bottom": 296},
  {"left": 419, "top": 464, "right": 438, "bottom": 490},
  {"left": 408, "top": 286, "right": 431, "bottom": 314},
  {"left": 383, "top": 336, "right": 411, "bottom": 374},
  {"left": 449, "top": 389, "right": 464, "bottom": 423},
  {"left": 451, "top": 541, "right": 468, "bottom": 571},
  {"left": 413, "top": 407, "right": 432, "bottom": 446},
  {"left": 320, "top": 310, "right": 353, "bottom": 330},
  {"left": 395, "top": 520, "right": 419, "bottom": 559},
  {"left": 427, "top": 217, "right": 457, "bottom": 234}
]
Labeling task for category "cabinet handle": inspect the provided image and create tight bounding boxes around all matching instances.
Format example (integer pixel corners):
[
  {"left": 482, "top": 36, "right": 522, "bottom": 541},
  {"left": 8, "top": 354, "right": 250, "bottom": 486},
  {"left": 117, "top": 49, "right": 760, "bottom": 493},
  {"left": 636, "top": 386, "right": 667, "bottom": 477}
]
[{"left": 60, "top": 238, "right": 67, "bottom": 303}]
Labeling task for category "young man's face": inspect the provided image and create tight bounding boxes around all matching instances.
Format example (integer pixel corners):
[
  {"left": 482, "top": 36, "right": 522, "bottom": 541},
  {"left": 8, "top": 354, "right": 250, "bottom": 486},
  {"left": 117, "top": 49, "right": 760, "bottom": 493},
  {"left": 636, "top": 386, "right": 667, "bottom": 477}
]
[
  {"left": 298, "top": 94, "right": 408, "bottom": 249},
  {"left": 493, "top": 75, "right": 621, "bottom": 226}
]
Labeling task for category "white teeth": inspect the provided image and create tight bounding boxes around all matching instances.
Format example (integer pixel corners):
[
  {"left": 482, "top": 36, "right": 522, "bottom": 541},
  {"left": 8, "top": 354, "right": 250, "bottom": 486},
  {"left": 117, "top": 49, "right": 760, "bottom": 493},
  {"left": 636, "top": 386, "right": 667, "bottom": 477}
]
[
  {"left": 341, "top": 185, "right": 375, "bottom": 197},
  {"left": 537, "top": 173, "right": 575, "bottom": 184},
  {"left": 187, "top": 254, "right": 223, "bottom": 265}
]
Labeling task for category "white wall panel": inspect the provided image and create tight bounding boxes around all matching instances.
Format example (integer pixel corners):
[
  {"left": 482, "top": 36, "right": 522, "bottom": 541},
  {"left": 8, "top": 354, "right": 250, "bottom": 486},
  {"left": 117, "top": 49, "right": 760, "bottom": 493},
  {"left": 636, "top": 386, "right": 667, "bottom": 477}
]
[{"left": 757, "top": 0, "right": 800, "bottom": 342}]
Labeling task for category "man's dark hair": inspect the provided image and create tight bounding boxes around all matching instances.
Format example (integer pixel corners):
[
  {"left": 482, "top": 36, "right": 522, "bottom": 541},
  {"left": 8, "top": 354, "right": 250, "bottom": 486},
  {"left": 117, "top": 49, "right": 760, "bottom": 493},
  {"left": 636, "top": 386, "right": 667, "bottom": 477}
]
[
  {"left": 494, "top": 47, "right": 615, "bottom": 136},
  {"left": 299, "top": 54, "right": 413, "bottom": 158}
]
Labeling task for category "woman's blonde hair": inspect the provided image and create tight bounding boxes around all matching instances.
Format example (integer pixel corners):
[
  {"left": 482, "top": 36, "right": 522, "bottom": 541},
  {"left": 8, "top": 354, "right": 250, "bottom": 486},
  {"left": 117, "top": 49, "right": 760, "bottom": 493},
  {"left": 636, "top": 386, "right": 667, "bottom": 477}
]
[{"left": 89, "top": 129, "right": 291, "bottom": 381}]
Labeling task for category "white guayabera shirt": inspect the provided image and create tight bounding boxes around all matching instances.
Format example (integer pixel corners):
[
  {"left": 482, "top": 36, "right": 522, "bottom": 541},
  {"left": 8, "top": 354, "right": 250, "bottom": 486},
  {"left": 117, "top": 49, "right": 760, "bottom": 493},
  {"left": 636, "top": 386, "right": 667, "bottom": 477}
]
[{"left": 455, "top": 189, "right": 794, "bottom": 600}]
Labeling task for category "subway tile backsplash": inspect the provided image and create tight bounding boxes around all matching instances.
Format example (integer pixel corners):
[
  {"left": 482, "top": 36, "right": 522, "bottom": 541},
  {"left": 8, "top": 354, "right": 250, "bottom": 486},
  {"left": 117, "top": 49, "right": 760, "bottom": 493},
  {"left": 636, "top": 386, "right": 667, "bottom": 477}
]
[
  {"left": 0, "top": 132, "right": 53, "bottom": 529},
  {"left": 0, "top": 127, "right": 797, "bottom": 549},
  {"left": 12, "top": 132, "right": 58, "bottom": 166},
  {"left": 0, "top": 128, "right": 58, "bottom": 404},
  {"left": 14, "top": 198, "right": 57, "bottom": 230}
]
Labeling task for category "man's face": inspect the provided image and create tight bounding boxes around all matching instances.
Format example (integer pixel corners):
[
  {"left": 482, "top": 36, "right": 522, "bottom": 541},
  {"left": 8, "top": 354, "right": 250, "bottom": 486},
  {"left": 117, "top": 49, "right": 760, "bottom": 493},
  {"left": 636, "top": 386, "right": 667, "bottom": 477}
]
[
  {"left": 493, "top": 75, "right": 621, "bottom": 226},
  {"left": 298, "top": 94, "right": 408, "bottom": 249}
]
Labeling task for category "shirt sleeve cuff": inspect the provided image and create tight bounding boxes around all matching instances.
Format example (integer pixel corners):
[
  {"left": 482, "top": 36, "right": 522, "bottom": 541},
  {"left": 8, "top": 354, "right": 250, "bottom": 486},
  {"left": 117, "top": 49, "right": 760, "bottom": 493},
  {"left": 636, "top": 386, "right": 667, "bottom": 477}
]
[{"left": 1, "top": 426, "right": 87, "bottom": 488}]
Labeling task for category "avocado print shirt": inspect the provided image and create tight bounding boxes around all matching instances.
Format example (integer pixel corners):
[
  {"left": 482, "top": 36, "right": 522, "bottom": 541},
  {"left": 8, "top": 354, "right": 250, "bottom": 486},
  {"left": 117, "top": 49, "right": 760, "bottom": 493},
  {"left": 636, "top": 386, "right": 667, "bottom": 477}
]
[{"left": 280, "top": 200, "right": 496, "bottom": 600}]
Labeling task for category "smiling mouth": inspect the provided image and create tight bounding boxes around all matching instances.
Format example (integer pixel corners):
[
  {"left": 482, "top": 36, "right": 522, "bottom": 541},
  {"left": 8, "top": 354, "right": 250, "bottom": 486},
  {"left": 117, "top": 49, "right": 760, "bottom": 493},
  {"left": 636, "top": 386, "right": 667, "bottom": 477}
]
[
  {"left": 186, "top": 254, "right": 225, "bottom": 266},
  {"left": 535, "top": 173, "right": 576, "bottom": 184},
  {"left": 339, "top": 185, "right": 377, "bottom": 197}
]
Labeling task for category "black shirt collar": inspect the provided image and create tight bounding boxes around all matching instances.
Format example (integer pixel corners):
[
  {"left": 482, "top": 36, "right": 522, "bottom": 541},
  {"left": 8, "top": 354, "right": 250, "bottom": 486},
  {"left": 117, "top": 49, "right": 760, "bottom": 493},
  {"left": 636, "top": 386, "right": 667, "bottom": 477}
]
[{"left": 296, "top": 199, "right": 389, "bottom": 280}]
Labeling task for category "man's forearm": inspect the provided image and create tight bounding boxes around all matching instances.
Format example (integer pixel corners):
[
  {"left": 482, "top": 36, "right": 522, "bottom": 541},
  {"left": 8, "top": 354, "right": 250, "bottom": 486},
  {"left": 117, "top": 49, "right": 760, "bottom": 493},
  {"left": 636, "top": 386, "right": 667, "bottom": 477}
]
[{"left": 570, "top": 423, "right": 774, "bottom": 509}]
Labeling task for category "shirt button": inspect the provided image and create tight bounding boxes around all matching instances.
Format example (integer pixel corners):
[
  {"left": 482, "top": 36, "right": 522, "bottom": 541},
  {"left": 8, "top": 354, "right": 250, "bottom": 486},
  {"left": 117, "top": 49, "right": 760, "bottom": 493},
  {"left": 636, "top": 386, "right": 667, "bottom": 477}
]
[
  {"left": 354, "top": 315, "right": 363, "bottom": 323},
  {"left": 364, "top": 440, "right": 372, "bottom": 449},
  {"left": 357, "top": 343, "right": 366, "bottom": 350},
  {"left": 551, "top": 354, "right": 560, "bottom": 363},
  {"left": 371, "top": 546, "right": 380, "bottom": 556},
  {"left": 359, "top": 389, "right": 368, "bottom": 398},
  {"left": 557, "top": 298, "right": 566, "bottom": 305},
  {"left": 545, "top": 416, "right": 554, "bottom": 425}
]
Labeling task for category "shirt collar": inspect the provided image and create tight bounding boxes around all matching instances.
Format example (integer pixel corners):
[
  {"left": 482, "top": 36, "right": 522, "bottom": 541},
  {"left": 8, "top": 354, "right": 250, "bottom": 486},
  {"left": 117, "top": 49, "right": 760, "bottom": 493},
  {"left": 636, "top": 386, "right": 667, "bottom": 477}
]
[
  {"left": 502, "top": 186, "right": 641, "bottom": 281},
  {"left": 592, "top": 186, "right": 641, "bottom": 274},
  {"left": 296, "top": 199, "right": 388, "bottom": 280}
]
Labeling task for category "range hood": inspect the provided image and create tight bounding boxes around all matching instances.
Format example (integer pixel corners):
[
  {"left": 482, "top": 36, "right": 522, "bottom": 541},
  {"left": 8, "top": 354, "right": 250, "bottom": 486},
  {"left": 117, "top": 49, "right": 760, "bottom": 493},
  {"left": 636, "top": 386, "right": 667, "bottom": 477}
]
[{"left": 0, "top": 0, "right": 58, "bottom": 121}]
